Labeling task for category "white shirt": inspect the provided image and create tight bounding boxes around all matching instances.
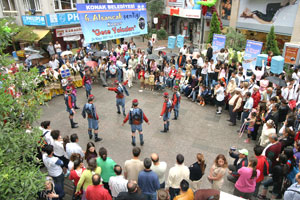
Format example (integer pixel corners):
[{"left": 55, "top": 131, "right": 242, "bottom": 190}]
[
  {"left": 216, "top": 87, "right": 225, "bottom": 101},
  {"left": 53, "top": 140, "right": 65, "bottom": 157},
  {"left": 180, "top": 47, "right": 187, "bottom": 55},
  {"left": 66, "top": 142, "right": 84, "bottom": 159},
  {"left": 54, "top": 43, "right": 62, "bottom": 53},
  {"left": 43, "top": 130, "right": 54, "bottom": 146},
  {"left": 43, "top": 154, "right": 63, "bottom": 177},
  {"left": 49, "top": 59, "right": 59, "bottom": 70},
  {"left": 208, "top": 63, "right": 215, "bottom": 73},
  {"left": 166, "top": 164, "right": 190, "bottom": 189},
  {"left": 197, "top": 57, "right": 204, "bottom": 67},
  {"left": 109, "top": 175, "right": 128, "bottom": 197},
  {"left": 151, "top": 162, "right": 167, "bottom": 184},
  {"left": 244, "top": 97, "right": 253, "bottom": 110}
]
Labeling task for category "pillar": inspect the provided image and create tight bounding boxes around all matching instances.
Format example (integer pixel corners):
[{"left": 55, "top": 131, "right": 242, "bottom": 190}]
[
  {"left": 291, "top": 3, "right": 300, "bottom": 43},
  {"left": 229, "top": 0, "right": 240, "bottom": 29}
]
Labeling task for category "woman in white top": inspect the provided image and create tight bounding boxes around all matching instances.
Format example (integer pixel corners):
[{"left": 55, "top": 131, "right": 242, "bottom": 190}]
[
  {"left": 208, "top": 154, "right": 228, "bottom": 190},
  {"left": 215, "top": 81, "right": 225, "bottom": 114},
  {"left": 259, "top": 120, "right": 276, "bottom": 147}
]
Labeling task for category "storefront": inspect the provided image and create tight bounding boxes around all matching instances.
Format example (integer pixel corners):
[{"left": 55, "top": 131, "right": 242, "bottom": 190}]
[{"left": 46, "top": 12, "right": 83, "bottom": 50}]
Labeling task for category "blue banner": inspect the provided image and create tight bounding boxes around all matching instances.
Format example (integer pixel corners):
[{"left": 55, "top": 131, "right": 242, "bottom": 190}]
[
  {"left": 212, "top": 34, "right": 226, "bottom": 61},
  {"left": 243, "top": 40, "right": 263, "bottom": 70},
  {"left": 22, "top": 16, "right": 46, "bottom": 26},
  {"left": 176, "top": 35, "right": 184, "bottom": 48},
  {"left": 76, "top": 3, "right": 148, "bottom": 43},
  {"left": 46, "top": 12, "right": 80, "bottom": 27}
]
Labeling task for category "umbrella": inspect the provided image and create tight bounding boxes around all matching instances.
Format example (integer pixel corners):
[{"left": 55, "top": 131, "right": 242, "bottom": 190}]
[
  {"left": 24, "top": 47, "right": 40, "bottom": 54},
  {"left": 94, "top": 51, "right": 109, "bottom": 58},
  {"left": 86, "top": 61, "right": 98, "bottom": 68},
  {"left": 266, "top": 76, "right": 287, "bottom": 87},
  {"left": 61, "top": 51, "right": 73, "bottom": 57},
  {"left": 154, "top": 46, "right": 166, "bottom": 51},
  {"left": 147, "top": 54, "right": 159, "bottom": 60},
  {"left": 27, "top": 54, "right": 44, "bottom": 60},
  {"left": 166, "top": 52, "right": 178, "bottom": 57},
  {"left": 90, "top": 49, "right": 99, "bottom": 53}
]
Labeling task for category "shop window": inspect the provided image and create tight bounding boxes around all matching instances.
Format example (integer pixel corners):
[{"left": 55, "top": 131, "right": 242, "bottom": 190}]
[
  {"left": 54, "top": 0, "right": 77, "bottom": 10},
  {"left": 24, "top": 0, "right": 41, "bottom": 11},
  {"left": 1, "top": 0, "right": 16, "bottom": 11},
  {"left": 221, "top": 0, "right": 232, "bottom": 20}
]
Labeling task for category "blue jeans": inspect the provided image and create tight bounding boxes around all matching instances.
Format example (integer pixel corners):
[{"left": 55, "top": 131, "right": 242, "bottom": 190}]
[
  {"left": 174, "top": 104, "right": 180, "bottom": 119},
  {"left": 144, "top": 192, "right": 156, "bottom": 200}
]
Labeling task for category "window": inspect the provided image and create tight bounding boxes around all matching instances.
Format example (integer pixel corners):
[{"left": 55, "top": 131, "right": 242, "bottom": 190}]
[
  {"left": 1, "top": 0, "right": 16, "bottom": 11},
  {"left": 54, "top": 0, "right": 77, "bottom": 10},
  {"left": 23, "top": 0, "right": 41, "bottom": 11}
]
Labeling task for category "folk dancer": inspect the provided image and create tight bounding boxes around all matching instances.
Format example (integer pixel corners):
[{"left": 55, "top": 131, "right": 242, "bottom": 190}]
[
  {"left": 82, "top": 95, "right": 102, "bottom": 142},
  {"left": 65, "top": 86, "right": 78, "bottom": 128},
  {"left": 107, "top": 80, "right": 129, "bottom": 116},
  {"left": 123, "top": 99, "right": 150, "bottom": 146},
  {"left": 160, "top": 92, "right": 173, "bottom": 133}
]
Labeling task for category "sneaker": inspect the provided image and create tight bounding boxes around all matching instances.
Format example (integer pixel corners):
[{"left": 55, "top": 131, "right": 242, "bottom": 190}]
[
  {"left": 95, "top": 138, "right": 102, "bottom": 142},
  {"left": 71, "top": 124, "right": 79, "bottom": 128},
  {"left": 140, "top": 141, "right": 144, "bottom": 146},
  {"left": 131, "top": 142, "right": 136, "bottom": 146},
  {"left": 117, "top": 111, "right": 121, "bottom": 114},
  {"left": 89, "top": 134, "right": 93, "bottom": 140}
]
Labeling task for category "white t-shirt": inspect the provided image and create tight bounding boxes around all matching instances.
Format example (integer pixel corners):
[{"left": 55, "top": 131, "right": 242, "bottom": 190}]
[
  {"left": 151, "top": 161, "right": 167, "bottom": 184},
  {"left": 197, "top": 57, "right": 204, "bottom": 67},
  {"left": 216, "top": 87, "right": 225, "bottom": 101},
  {"left": 43, "top": 154, "right": 63, "bottom": 177},
  {"left": 49, "top": 59, "right": 59, "bottom": 70},
  {"left": 208, "top": 63, "right": 215, "bottom": 73},
  {"left": 66, "top": 142, "right": 84, "bottom": 159},
  {"left": 54, "top": 44, "right": 62, "bottom": 53},
  {"left": 53, "top": 140, "right": 65, "bottom": 157},
  {"left": 43, "top": 130, "right": 54, "bottom": 146}
]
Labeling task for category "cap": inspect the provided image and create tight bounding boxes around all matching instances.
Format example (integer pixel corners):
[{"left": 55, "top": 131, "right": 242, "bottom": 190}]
[
  {"left": 88, "top": 94, "right": 94, "bottom": 101},
  {"left": 238, "top": 149, "right": 248, "bottom": 156},
  {"left": 66, "top": 86, "right": 72, "bottom": 91},
  {"left": 173, "top": 86, "right": 179, "bottom": 90},
  {"left": 163, "top": 92, "right": 169, "bottom": 97},
  {"left": 132, "top": 99, "right": 138, "bottom": 105}
]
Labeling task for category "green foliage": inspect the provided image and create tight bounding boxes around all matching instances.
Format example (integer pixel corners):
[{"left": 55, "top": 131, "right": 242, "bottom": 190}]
[
  {"left": 14, "top": 26, "right": 39, "bottom": 43},
  {"left": 0, "top": 67, "right": 46, "bottom": 199},
  {"left": 147, "top": 0, "right": 164, "bottom": 18},
  {"left": 225, "top": 27, "right": 246, "bottom": 52},
  {"left": 0, "top": 18, "right": 46, "bottom": 199},
  {"left": 264, "top": 26, "right": 281, "bottom": 56},
  {"left": 207, "top": 12, "right": 221, "bottom": 44},
  {"left": 157, "top": 28, "right": 168, "bottom": 40}
]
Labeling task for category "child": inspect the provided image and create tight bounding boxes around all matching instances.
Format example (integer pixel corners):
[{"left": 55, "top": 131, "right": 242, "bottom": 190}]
[
  {"left": 144, "top": 70, "right": 150, "bottom": 90},
  {"left": 185, "top": 59, "right": 193, "bottom": 75},
  {"left": 244, "top": 112, "right": 257, "bottom": 143},
  {"left": 138, "top": 67, "right": 145, "bottom": 89},
  {"left": 149, "top": 71, "right": 155, "bottom": 91},
  {"left": 126, "top": 65, "right": 135, "bottom": 88},
  {"left": 199, "top": 85, "right": 209, "bottom": 106}
]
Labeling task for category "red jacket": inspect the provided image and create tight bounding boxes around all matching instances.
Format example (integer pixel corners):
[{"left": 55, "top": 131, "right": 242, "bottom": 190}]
[
  {"left": 108, "top": 80, "right": 128, "bottom": 99},
  {"left": 252, "top": 91, "right": 261, "bottom": 108},
  {"left": 85, "top": 185, "right": 112, "bottom": 200},
  {"left": 138, "top": 70, "right": 145, "bottom": 79},
  {"left": 256, "top": 155, "right": 268, "bottom": 183},
  {"left": 123, "top": 109, "right": 149, "bottom": 125},
  {"left": 160, "top": 99, "right": 172, "bottom": 116}
]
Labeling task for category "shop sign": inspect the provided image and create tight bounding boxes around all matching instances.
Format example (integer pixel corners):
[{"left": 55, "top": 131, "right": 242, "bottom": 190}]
[
  {"left": 164, "top": 7, "right": 201, "bottom": 19},
  {"left": 212, "top": 34, "right": 226, "bottom": 61},
  {"left": 22, "top": 15, "right": 46, "bottom": 26},
  {"left": 237, "top": 0, "right": 299, "bottom": 35},
  {"left": 76, "top": 3, "right": 148, "bottom": 43},
  {"left": 243, "top": 40, "right": 263, "bottom": 70},
  {"left": 46, "top": 12, "right": 80, "bottom": 27},
  {"left": 56, "top": 27, "right": 83, "bottom": 37},
  {"left": 284, "top": 46, "right": 299, "bottom": 65}
]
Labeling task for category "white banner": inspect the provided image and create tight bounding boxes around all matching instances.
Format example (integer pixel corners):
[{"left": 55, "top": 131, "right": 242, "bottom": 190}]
[{"left": 56, "top": 27, "right": 83, "bottom": 37}]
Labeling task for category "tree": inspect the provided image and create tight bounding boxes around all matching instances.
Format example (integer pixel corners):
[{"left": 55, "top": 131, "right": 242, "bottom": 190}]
[
  {"left": 225, "top": 27, "right": 246, "bottom": 51},
  {"left": 264, "top": 26, "right": 280, "bottom": 56},
  {"left": 147, "top": 0, "right": 164, "bottom": 19},
  {"left": 207, "top": 12, "right": 221, "bottom": 44},
  {"left": 13, "top": 26, "right": 39, "bottom": 43},
  {"left": 0, "top": 20, "right": 46, "bottom": 199}
]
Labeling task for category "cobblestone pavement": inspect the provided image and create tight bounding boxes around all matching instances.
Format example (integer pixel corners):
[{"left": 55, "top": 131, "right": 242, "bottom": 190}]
[{"left": 40, "top": 79, "right": 256, "bottom": 195}]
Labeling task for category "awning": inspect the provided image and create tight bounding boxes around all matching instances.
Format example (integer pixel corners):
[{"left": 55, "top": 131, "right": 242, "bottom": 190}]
[
  {"left": 63, "top": 35, "right": 80, "bottom": 41},
  {"left": 32, "top": 29, "right": 50, "bottom": 41}
]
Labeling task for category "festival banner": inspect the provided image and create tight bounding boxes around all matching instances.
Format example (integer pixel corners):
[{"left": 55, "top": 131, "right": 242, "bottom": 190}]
[
  {"left": 212, "top": 34, "right": 226, "bottom": 61},
  {"left": 243, "top": 40, "right": 263, "bottom": 70},
  {"left": 76, "top": 3, "right": 148, "bottom": 43}
]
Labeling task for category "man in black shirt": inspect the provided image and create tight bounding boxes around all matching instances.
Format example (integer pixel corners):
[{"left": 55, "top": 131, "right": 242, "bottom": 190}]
[{"left": 117, "top": 180, "right": 147, "bottom": 200}]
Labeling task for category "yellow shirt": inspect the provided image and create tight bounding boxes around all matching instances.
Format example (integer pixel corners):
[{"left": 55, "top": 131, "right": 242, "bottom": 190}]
[
  {"left": 174, "top": 188, "right": 194, "bottom": 200},
  {"left": 76, "top": 167, "right": 102, "bottom": 192}
]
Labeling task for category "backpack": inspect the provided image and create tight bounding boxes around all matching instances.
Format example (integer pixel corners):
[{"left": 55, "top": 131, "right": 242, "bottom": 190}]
[
  {"left": 38, "top": 131, "right": 49, "bottom": 151},
  {"left": 166, "top": 99, "right": 173, "bottom": 112}
]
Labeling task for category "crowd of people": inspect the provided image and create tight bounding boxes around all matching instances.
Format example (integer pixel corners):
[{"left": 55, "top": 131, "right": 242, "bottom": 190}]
[{"left": 3, "top": 38, "right": 300, "bottom": 200}]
